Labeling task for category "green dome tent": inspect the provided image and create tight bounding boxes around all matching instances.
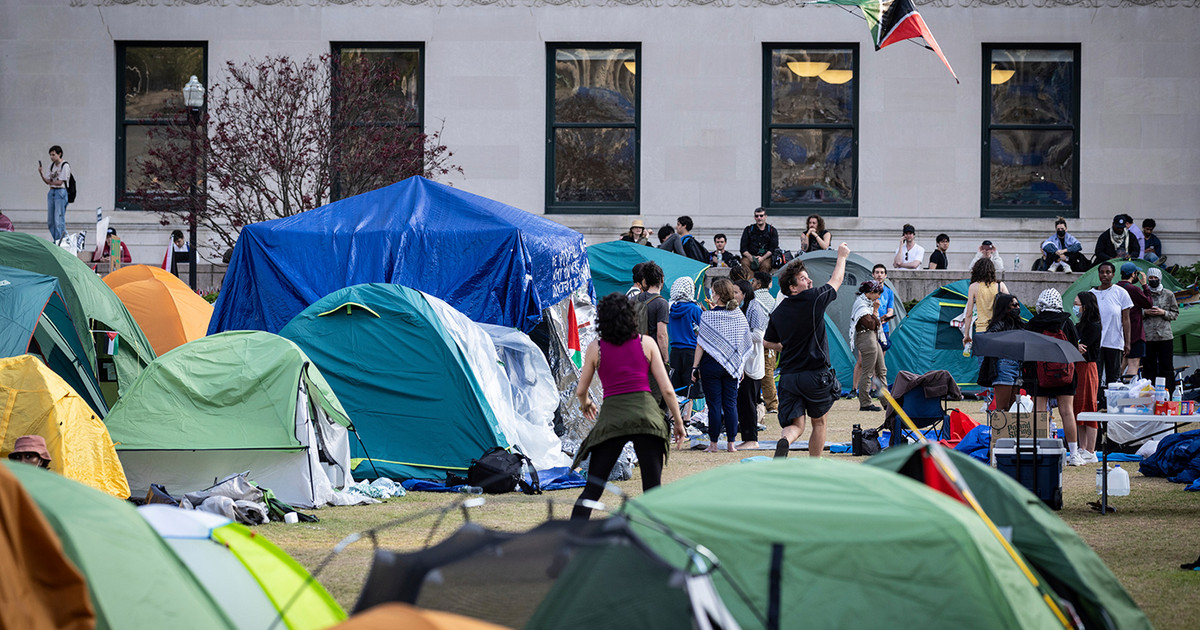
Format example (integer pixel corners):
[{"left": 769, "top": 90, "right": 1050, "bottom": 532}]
[
  {"left": 103, "top": 331, "right": 357, "bottom": 508},
  {"left": 1060, "top": 258, "right": 1181, "bottom": 311},
  {"left": 0, "top": 264, "right": 107, "bottom": 416},
  {"left": 279, "top": 283, "right": 568, "bottom": 482},
  {"left": 885, "top": 279, "right": 1030, "bottom": 389},
  {"left": 5, "top": 462, "right": 238, "bottom": 630},
  {"left": 867, "top": 444, "right": 1152, "bottom": 630},
  {"left": 626, "top": 459, "right": 1065, "bottom": 629},
  {"left": 794, "top": 250, "right": 907, "bottom": 344},
  {"left": 1174, "top": 303, "right": 1200, "bottom": 354},
  {"left": 587, "top": 240, "right": 709, "bottom": 301},
  {"left": 0, "top": 232, "right": 156, "bottom": 406}
]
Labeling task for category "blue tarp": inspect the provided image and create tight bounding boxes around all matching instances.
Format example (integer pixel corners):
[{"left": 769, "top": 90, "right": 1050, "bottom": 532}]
[
  {"left": 1139, "top": 429, "right": 1200, "bottom": 485},
  {"left": 209, "top": 177, "right": 592, "bottom": 335}
]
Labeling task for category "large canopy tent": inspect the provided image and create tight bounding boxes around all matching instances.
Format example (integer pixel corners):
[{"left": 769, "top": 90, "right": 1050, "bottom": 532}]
[
  {"left": 885, "top": 279, "right": 1031, "bottom": 389},
  {"left": 1060, "top": 257, "right": 1182, "bottom": 310},
  {"left": 279, "top": 283, "right": 569, "bottom": 482},
  {"left": 0, "top": 356, "right": 129, "bottom": 498},
  {"left": 6, "top": 462, "right": 239, "bottom": 630},
  {"left": 0, "top": 265, "right": 107, "bottom": 415},
  {"left": 103, "top": 331, "right": 357, "bottom": 508},
  {"left": 795, "top": 250, "right": 907, "bottom": 342},
  {"left": 867, "top": 444, "right": 1152, "bottom": 630},
  {"left": 210, "top": 176, "right": 592, "bottom": 335},
  {"left": 586, "top": 240, "right": 709, "bottom": 300},
  {"left": 626, "top": 459, "right": 1066, "bottom": 629},
  {"left": 0, "top": 232, "right": 156, "bottom": 406},
  {"left": 103, "top": 265, "right": 213, "bottom": 356}
]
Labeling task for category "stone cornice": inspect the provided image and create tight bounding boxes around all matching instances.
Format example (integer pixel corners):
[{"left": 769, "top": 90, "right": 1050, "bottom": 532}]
[{"left": 74, "top": 0, "right": 1200, "bottom": 8}]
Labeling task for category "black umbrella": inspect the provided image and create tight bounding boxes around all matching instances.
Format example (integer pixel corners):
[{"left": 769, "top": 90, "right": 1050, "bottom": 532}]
[{"left": 973, "top": 329, "right": 1084, "bottom": 364}]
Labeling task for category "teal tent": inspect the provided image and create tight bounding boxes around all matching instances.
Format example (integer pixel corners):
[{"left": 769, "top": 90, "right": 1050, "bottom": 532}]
[
  {"left": 6, "top": 462, "right": 238, "bottom": 630},
  {"left": 867, "top": 444, "right": 1152, "bottom": 630},
  {"left": 0, "top": 265, "right": 107, "bottom": 415},
  {"left": 626, "top": 459, "right": 1066, "bottom": 629},
  {"left": 885, "top": 279, "right": 1030, "bottom": 390},
  {"left": 587, "top": 241, "right": 709, "bottom": 301},
  {"left": 279, "top": 283, "right": 567, "bottom": 482},
  {"left": 795, "top": 250, "right": 907, "bottom": 343},
  {"left": 1060, "top": 257, "right": 1181, "bottom": 310},
  {"left": 825, "top": 314, "right": 854, "bottom": 394},
  {"left": 0, "top": 232, "right": 156, "bottom": 406}
]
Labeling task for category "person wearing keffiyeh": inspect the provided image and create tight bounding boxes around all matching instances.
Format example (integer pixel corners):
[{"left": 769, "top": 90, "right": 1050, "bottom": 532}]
[
  {"left": 667, "top": 276, "right": 703, "bottom": 397},
  {"left": 1142, "top": 266, "right": 1179, "bottom": 391},
  {"left": 691, "top": 278, "right": 752, "bottom": 452},
  {"left": 1025, "top": 288, "right": 1084, "bottom": 466},
  {"left": 735, "top": 279, "right": 769, "bottom": 449}
]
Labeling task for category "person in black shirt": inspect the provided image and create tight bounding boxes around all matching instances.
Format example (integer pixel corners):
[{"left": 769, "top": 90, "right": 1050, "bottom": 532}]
[
  {"left": 740, "top": 207, "right": 779, "bottom": 273},
  {"left": 928, "top": 233, "right": 949, "bottom": 269},
  {"left": 764, "top": 242, "right": 851, "bottom": 459}
]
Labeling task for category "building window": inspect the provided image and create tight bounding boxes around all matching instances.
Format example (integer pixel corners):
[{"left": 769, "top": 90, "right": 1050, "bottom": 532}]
[
  {"left": 331, "top": 43, "right": 423, "bottom": 200},
  {"left": 116, "top": 42, "right": 206, "bottom": 208},
  {"left": 982, "top": 45, "right": 1080, "bottom": 217},
  {"left": 763, "top": 44, "right": 858, "bottom": 216},
  {"left": 546, "top": 44, "right": 640, "bottom": 214}
]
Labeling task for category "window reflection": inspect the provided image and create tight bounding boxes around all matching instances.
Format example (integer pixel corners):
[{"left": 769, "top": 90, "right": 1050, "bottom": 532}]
[
  {"left": 988, "top": 129, "right": 1073, "bottom": 206},
  {"left": 554, "top": 128, "right": 636, "bottom": 203}
]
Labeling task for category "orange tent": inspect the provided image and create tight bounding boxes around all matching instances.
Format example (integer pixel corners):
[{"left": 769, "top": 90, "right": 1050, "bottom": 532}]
[{"left": 103, "top": 265, "right": 212, "bottom": 355}]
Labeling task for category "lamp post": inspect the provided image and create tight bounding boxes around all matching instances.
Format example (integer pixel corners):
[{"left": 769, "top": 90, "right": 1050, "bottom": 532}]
[{"left": 182, "top": 75, "right": 205, "bottom": 290}]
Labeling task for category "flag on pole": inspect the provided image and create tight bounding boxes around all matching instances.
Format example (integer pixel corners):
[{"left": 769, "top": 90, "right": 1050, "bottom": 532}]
[
  {"left": 811, "top": 0, "right": 958, "bottom": 82},
  {"left": 567, "top": 301, "right": 583, "bottom": 369}
]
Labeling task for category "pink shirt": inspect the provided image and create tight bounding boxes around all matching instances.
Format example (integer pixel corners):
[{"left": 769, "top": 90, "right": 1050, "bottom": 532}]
[{"left": 597, "top": 336, "right": 651, "bottom": 397}]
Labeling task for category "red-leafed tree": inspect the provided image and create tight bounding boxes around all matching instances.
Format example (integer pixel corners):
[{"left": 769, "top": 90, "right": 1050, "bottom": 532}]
[{"left": 130, "top": 54, "right": 462, "bottom": 251}]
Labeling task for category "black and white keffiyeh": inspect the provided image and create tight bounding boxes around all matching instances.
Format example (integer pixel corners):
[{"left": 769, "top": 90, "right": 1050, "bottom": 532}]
[{"left": 697, "top": 307, "right": 752, "bottom": 378}]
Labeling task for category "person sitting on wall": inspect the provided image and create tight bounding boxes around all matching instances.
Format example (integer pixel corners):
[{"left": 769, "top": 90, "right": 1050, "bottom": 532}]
[
  {"left": 620, "top": 219, "right": 651, "bottom": 246},
  {"left": 1141, "top": 218, "right": 1165, "bottom": 265},
  {"left": 968, "top": 240, "right": 1005, "bottom": 273},
  {"left": 1095, "top": 214, "right": 1139, "bottom": 261},
  {"left": 710, "top": 233, "right": 739, "bottom": 267},
  {"left": 1040, "top": 217, "right": 1089, "bottom": 272},
  {"left": 92, "top": 227, "right": 132, "bottom": 264},
  {"left": 927, "top": 233, "right": 950, "bottom": 270}
]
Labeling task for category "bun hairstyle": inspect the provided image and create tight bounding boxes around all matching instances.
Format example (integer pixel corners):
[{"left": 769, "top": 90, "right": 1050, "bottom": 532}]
[{"left": 710, "top": 278, "right": 739, "bottom": 311}]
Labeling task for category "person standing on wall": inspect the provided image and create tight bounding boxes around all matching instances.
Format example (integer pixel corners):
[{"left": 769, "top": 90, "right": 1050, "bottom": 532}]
[{"left": 38, "top": 145, "right": 71, "bottom": 242}]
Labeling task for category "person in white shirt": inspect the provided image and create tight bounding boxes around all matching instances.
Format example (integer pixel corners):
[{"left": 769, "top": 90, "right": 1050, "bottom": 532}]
[
  {"left": 1089, "top": 261, "right": 1134, "bottom": 404},
  {"left": 968, "top": 240, "right": 1006, "bottom": 272},
  {"left": 37, "top": 145, "right": 71, "bottom": 242},
  {"left": 892, "top": 224, "right": 924, "bottom": 269}
]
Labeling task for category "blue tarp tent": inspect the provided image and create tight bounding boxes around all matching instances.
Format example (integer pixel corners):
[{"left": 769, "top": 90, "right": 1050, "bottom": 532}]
[
  {"left": 885, "top": 279, "right": 1031, "bottom": 390},
  {"left": 209, "top": 177, "right": 591, "bottom": 335},
  {"left": 586, "top": 241, "right": 709, "bottom": 301}
]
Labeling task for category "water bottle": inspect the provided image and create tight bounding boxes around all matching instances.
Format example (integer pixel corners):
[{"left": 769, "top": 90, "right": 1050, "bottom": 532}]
[
  {"left": 1013, "top": 255, "right": 1020, "bottom": 270},
  {"left": 1109, "top": 465, "right": 1130, "bottom": 496},
  {"left": 962, "top": 340, "right": 972, "bottom": 358},
  {"left": 459, "top": 485, "right": 483, "bottom": 495}
]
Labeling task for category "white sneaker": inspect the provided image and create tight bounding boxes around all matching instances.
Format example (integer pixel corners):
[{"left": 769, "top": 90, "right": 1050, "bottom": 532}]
[
  {"left": 1065, "top": 453, "right": 1087, "bottom": 467},
  {"left": 1080, "top": 450, "right": 1099, "bottom": 464}
]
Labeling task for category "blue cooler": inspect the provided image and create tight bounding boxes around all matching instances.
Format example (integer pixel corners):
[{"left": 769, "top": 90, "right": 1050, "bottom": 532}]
[{"left": 994, "top": 438, "right": 1064, "bottom": 510}]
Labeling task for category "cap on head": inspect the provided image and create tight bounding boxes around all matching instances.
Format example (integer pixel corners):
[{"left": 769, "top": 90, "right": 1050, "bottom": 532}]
[
  {"left": 981, "top": 240, "right": 993, "bottom": 247},
  {"left": 1120, "top": 262, "right": 1138, "bottom": 277}
]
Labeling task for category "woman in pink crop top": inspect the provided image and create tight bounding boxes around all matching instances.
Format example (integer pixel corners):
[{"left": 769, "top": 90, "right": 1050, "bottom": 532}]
[{"left": 571, "top": 293, "right": 685, "bottom": 520}]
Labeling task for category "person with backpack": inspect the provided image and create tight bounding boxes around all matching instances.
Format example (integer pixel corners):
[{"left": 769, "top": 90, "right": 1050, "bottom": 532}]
[
  {"left": 571, "top": 293, "right": 685, "bottom": 521},
  {"left": 38, "top": 145, "right": 72, "bottom": 242},
  {"left": 632, "top": 262, "right": 670, "bottom": 407},
  {"left": 1024, "top": 288, "right": 1084, "bottom": 466},
  {"left": 691, "top": 278, "right": 752, "bottom": 452}
]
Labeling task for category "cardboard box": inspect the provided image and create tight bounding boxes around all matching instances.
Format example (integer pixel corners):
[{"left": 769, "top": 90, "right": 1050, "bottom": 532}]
[{"left": 988, "top": 411, "right": 1051, "bottom": 459}]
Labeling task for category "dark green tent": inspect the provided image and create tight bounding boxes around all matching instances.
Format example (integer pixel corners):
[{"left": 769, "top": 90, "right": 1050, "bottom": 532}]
[
  {"left": 796, "top": 250, "right": 907, "bottom": 342},
  {"left": 885, "top": 279, "right": 1030, "bottom": 389},
  {"left": 587, "top": 240, "right": 709, "bottom": 301},
  {"left": 1060, "top": 258, "right": 1181, "bottom": 312},
  {"left": 867, "top": 444, "right": 1152, "bottom": 630},
  {"left": 0, "top": 265, "right": 107, "bottom": 415},
  {"left": 627, "top": 459, "right": 1066, "bottom": 629}
]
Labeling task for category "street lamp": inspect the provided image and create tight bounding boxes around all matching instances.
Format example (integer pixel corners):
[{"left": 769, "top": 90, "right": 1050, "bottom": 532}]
[{"left": 182, "top": 75, "right": 205, "bottom": 290}]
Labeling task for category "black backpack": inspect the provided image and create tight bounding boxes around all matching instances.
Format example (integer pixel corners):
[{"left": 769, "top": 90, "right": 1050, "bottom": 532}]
[
  {"left": 633, "top": 293, "right": 665, "bottom": 337},
  {"left": 680, "top": 234, "right": 710, "bottom": 264},
  {"left": 61, "top": 161, "right": 77, "bottom": 203},
  {"left": 467, "top": 447, "right": 541, "bottom": 495}
]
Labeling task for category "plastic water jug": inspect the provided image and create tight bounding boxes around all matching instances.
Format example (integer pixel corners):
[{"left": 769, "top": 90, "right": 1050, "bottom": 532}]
[{"left": 1096, "top": 465, "right": 1131, "bottom": 496}]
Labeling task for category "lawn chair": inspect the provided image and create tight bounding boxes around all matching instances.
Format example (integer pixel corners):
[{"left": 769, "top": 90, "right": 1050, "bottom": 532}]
[{"left": 883, "top": 370, "right": 963, "bottom": 448}]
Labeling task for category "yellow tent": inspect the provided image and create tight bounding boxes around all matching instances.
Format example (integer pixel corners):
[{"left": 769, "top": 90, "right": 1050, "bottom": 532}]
[
  {"left": 103, "top": 265, "right": 212, "bottom": 356},
  {"left": 0, "top": 356, "right": 130, "bottom": 499}
]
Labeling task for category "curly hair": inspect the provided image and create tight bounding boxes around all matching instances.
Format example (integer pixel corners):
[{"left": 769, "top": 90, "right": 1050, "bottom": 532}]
[
  {"left": 596, "top": 293, "right": 638, "bottom": 344},
  {"left": 640, "top": 261, "right": 664, "bottom": 288},
  {"left": 778, "top": 259, "right": 807, "bottom": 296},
  {"left": 710, "top": 278, "right": 740, "bottom": 311},
  {"left": 806, "top": 214, "right": 826, "bottom": 233},
  {"left": 970, "top": 257, "right": 996, "bottom": 285}
]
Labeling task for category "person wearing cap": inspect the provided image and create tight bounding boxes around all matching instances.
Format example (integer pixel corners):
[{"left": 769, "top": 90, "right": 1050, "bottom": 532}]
[
  {"left": 1095, "top": 215, "right": 1139, "bottom": 261},
  {"left": 1089, "top": 261, "right": 1133, "bottom": 404},
  {"left": 1116, "top": 262, "right": 1152, "bottom": 378},
  {"left": 968, "top": 240, "right": 1005, "bottom": 273},
  {"left": 892, "top": 224, "right": 924, "bottom": 269},
  {"left": 92, "top": 227, "right": 132, "bottom": 264},
  {"left": 620, "top": 219, "right": 651, "bottom": 246},
  {"left": 7, "top": 435, "right": 52, "bottom": 469},
  {"left": 1142, "top": 266, "right": 1179, "bottom": 392}
]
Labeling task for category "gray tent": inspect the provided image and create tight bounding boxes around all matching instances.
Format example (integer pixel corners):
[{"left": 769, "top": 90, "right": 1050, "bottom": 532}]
[{"left": 794, "top": 250, "right": 907, "bottom": 341}]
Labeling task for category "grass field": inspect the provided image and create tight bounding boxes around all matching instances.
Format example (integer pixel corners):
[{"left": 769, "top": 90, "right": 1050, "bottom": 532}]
[{"left": 265, "top": 399, "right": 1200, "bottom": 629}]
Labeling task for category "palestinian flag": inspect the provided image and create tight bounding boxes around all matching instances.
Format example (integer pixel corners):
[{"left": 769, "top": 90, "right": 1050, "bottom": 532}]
[
  {"left": 566, "top": 301, "right": 583, "bottom": 369},
  {"left": 813, "top": 0, "right": 958, "bottom": 82}
]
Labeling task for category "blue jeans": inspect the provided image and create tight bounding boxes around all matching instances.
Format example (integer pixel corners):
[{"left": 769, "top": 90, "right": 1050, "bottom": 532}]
[
  {"left": 699, "top": 354, "right": 738, "bottom": 442},
  {"left": 47, "top": 188, "right": 67, "bottom": 241}
]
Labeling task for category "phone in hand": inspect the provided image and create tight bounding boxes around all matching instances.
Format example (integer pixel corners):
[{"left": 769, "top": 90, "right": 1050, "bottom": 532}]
[{"left": 39, "top": 160, "right": 43, "bottom": 168}]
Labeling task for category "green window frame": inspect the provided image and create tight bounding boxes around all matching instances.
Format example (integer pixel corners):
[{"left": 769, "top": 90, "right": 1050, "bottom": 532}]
[
  {"left": 115, "top": 42, "right": 207, "bottom": 209},
  {"left": 546, "top": 43, "right": 641, "bottom": 215},
  {"left": 981, "top": 44, "right": 1081, "bottom": 218},
  {"left": 762, "top": 43, "right": 859, "bottom": 217}
]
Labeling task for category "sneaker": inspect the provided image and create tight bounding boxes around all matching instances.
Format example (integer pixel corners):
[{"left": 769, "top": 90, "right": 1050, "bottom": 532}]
[
  {"left": 774, "top": 438, "right": 790, "bottom": 459},
  {"left": 1080, "top": 450, "right": 1099, "bottom": 464},
  {"left": 1065, "top": 453, "right": 1086, "bottom": 467},
  {"left": 859, "top": 404, "right": 883, "bottom": 412}
]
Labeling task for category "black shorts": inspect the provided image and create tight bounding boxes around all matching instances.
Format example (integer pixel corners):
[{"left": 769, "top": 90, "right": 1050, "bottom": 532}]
[
  {"left": 777, "top": 369, "right": 837, "bottom": 426},
  {"left": 1127, "top": 340, "right": 1146, "bottom": 359}
]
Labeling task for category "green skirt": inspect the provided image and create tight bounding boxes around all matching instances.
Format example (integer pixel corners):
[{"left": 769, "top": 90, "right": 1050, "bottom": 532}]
[{"left": 572, "top": 391, "right": 670, "bottom": 469}]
